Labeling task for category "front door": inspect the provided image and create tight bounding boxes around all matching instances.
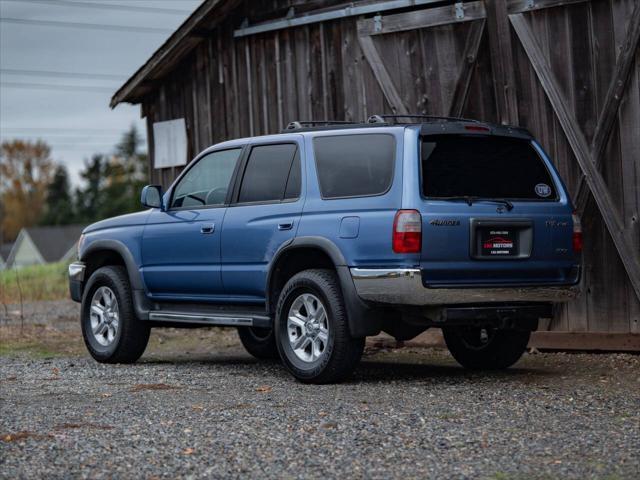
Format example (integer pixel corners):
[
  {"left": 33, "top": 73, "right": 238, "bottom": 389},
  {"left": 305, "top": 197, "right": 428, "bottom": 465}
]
[
  {"left": 141, "top": 147, "right": 243, "bottom": 301},
  {"left": 221, "top": 140, "right": 304, "bottom": 302}
]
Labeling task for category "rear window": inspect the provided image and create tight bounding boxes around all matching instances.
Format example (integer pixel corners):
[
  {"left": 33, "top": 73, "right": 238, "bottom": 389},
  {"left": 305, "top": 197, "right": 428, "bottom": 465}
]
[
  {"left": 421, "top": 135, "right": 557, "bottom": 200},
  {"left": 314, "top": 134, "right": 395, "bottom": 199},
  {"left": 238, "top": 144, "right": 299, "bottom": 203}
]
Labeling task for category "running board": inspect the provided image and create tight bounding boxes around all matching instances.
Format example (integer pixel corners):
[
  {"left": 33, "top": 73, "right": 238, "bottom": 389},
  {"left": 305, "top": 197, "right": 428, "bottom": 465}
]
[{"left": 148, "top": 311, "right": 271, "bottom": 328}]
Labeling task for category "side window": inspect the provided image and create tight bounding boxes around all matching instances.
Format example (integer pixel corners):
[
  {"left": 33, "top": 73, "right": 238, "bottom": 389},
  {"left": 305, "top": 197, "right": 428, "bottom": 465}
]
[
  {"left": 171, "top": 148, "right": 241, "bottom": 208},
  {"left": 238, "top": 144, "right": 299, "bottom": 203},
  {"left": 313, "top": 134, "right": 395, "bottom": 199}
]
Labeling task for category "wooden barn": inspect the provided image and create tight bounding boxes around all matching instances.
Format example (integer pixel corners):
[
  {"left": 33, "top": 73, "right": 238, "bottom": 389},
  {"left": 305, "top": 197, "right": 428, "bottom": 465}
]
[{"left": 111, "top": 0, "right": 640, "bottom": 350}]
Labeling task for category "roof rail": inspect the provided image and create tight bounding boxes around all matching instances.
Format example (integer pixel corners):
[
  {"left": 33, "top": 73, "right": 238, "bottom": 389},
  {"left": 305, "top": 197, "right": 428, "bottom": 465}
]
[
  {"left": 367, "top": 114, "right": 481, "bottom": 124},
  {"left": 284, "top": 120, "right": 358, "bottom": 130}
]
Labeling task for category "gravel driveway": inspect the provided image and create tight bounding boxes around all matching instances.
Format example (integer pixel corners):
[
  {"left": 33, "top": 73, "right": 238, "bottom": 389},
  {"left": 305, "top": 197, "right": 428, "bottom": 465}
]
[{"left": 1, "top": 302, "right": 639, "bottom": 478}]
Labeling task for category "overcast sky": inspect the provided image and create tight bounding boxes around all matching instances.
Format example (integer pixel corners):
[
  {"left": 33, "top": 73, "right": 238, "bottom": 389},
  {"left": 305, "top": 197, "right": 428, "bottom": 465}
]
[{"left": 0, "top": 0, "right": 202, "bottom": 186}]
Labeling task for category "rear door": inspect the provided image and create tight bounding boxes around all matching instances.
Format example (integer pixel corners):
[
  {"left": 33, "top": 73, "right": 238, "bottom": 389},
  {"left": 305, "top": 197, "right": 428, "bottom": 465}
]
[
  {"left": 220, "top": 139, "right": 304, "bottom": 302},
  {"left": 418, "top": 133, "right": 579, "bottom": 287}
]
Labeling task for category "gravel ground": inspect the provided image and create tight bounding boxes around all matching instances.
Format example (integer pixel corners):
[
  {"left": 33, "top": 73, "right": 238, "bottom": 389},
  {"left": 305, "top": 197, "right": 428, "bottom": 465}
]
[{"left": 1, "top": 302, "right": 639, "bottom": 479}]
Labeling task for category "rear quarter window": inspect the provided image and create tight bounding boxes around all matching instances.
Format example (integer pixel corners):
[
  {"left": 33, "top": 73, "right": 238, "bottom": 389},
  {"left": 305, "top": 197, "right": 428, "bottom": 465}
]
[
  {"left": 421, "top": 135, "right": 557, "bottom": 200},
  {"left": 313, "top": 134, "right": 395, "bottom": 199}
]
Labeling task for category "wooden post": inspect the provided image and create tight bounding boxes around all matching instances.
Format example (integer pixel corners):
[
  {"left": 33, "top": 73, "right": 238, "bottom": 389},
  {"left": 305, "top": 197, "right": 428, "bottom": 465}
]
[
  {"left": 485, "top": 0, "right": 519, "bottom": 124},
  {"left": 449, "top": 19, "right": 485, "bottom": 116},
  {"left": 510, "top": 12, "right": 640, "bottom": 303}
]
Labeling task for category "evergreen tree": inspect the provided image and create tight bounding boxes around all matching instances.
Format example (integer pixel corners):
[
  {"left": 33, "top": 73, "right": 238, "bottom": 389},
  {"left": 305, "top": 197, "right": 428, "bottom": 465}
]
[
  {"left": 40, "top": 164, "right": 75, "bottom": 225},
  {"left": 70, "top": 125, "right": 149, "bottom": 224},
  {"left": 75, "top": 154, "right": 107, "bottom": 222}
]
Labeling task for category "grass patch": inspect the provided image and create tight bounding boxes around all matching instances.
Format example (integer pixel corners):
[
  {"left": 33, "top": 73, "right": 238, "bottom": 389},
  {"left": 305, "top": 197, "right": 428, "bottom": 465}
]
[
  {"left": 0, "top": 324, "right": 85, "bottom": 358},
  {"left": 0, "top": 340, "right": 66, "bottom": 359},
  {"left": 0, "top": 262, "right": 70, "bottom": 303}
]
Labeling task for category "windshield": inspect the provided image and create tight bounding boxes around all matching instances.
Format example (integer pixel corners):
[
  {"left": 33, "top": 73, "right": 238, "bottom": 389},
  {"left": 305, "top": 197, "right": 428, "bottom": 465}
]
[{"left": 421, "top": 135, "right": 557, "bottom": 200}]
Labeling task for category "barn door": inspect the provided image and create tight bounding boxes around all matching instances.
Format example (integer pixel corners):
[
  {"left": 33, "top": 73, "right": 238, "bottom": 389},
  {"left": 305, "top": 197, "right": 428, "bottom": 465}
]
[
  {"left": 508, "top": 0, "right": 640, "bottom": 318},
  {"left": 358, "top": 0, "right": 640, "bottom": 310},
  {"left": 356, "top": 1, "right": 493, "bottom": 119}
]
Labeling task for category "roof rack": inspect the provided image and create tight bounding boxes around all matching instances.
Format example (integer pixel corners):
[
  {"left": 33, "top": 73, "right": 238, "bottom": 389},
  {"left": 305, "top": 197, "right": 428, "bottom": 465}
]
[
  {"left": 284, "top": 120, "right": 358, "bottom": 130},
  {"left": 367, "top": 114, "right": 481, "bottom": 124}
]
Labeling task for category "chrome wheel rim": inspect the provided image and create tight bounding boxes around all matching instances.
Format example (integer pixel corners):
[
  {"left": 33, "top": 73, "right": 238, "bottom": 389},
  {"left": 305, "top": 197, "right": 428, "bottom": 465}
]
[
  {"left": 287, "top": 293, "right": 329, "bottom": 363},
  {"left": 89, "top": 286, "right": 119, "bottom": 347}
]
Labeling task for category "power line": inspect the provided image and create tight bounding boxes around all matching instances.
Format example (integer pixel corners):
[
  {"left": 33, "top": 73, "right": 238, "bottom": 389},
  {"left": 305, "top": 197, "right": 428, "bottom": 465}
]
[
  {"left": 13, "top": 0, "right": 193, "bottom": 15},
  {"left": 0, "top": 133, "right": 122, "bottom": 138},
  {"left": 0, "top": 139, "right": 117, "bottom": 145},
  {"left": 0, "top": 17, "right": 173, "bottom": 34},
  {"left": 1, "top": 127, "right": 125, "bottom": 133},
  {"left": 1, "top": 81, "right": 114, "bottom": 92},
  {"left": 1, "top": 68, "right": 126, "bottom": 81}
]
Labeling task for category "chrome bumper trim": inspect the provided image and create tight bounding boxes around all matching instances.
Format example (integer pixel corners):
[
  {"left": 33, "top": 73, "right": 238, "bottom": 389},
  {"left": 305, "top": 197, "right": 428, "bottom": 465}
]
[
  {"left": 350, "top": 268, "right": 581, "bottom": 305},
  {"left": 68, "top": 262, "right": 86, "bottom": 282}
]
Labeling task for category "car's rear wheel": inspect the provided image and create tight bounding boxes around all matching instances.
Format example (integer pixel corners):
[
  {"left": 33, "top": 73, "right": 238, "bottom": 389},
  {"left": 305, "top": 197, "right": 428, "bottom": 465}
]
[
  {"left": 81, "top": 266, "right": 150, "bottom": 363},
  {"left": 275, "top": 269, "right": 364, "bottom": 384},
  {"left": 237, "top": 326, "right": 279, "bottom": 359},
  {"left": 443, "top": 326, "right": 530, "bottom": 370}
]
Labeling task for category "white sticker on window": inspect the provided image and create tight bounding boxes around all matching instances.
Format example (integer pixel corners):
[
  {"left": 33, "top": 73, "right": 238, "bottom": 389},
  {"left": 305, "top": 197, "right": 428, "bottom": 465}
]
[{"left": 535, "top": 183, "right": 552, "bottom": 198}]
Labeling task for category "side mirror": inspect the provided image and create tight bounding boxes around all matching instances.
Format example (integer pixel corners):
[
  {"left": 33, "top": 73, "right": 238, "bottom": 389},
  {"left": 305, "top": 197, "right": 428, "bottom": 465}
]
[{"left": 141, "top": 185, "right": 164, "bottom": 210}]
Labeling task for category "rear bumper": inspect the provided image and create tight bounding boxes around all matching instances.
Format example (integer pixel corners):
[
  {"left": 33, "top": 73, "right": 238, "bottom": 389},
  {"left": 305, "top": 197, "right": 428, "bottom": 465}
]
[
  {"left": 68, "top": 262, "right": 86, "bottom": 303},
  {"left": 350, "top": 268, "right": 581, "bottom": 306}
]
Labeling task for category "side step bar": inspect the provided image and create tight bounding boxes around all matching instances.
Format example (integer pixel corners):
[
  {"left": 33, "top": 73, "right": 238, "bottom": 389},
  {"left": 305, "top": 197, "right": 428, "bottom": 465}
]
[{"left": 148, "top": 311, "right": 272, "bottom": 328}]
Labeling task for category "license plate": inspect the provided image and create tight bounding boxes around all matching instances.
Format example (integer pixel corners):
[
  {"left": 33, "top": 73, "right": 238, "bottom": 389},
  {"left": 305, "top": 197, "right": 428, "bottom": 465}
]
[{"left": 480, "top": 228, "right": 518, "bottom": 256}]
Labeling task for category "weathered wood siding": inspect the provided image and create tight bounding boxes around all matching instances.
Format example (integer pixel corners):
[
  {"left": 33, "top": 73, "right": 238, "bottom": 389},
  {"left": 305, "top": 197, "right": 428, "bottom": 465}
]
[{"left": 140, "top": 0, "right": 640, "bottom": 336}]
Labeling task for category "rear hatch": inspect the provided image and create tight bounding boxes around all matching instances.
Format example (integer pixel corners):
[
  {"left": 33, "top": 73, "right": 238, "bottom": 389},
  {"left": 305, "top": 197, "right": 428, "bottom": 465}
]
[{"left": 419, "top": 131, "right": 580, "bottom": 287}]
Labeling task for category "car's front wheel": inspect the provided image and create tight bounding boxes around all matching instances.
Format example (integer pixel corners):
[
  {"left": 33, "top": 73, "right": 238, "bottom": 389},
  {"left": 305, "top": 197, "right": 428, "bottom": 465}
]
[
  {"left": 81, "top": 266, "right": 150, "bottom": 363},
  {"left": 443, "top": 326, "right": 530, "bottom": 370},
  {"left": 275, "top": 269, "right": 364, "bottom": 384}
]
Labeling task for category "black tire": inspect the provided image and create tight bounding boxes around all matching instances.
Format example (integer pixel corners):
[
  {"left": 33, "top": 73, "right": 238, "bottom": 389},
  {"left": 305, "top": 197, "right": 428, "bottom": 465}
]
[
  {"left": 275, "top": 269, "right": 364, "bottom": 384},
  {"left": 237, "top": 326, "right": 279, "bottom": 359},
  {"left": 443, "top": 326, "right": 530, "bottom": 370},
  {"left": 81, "top": 266, "right": 150, "bottom": 363}
]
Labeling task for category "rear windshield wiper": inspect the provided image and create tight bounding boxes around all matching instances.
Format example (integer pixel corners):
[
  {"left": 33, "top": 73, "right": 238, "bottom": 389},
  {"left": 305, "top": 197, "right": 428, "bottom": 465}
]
[{"left": 435, "top": 196, "right": 514, "bottom": 211}]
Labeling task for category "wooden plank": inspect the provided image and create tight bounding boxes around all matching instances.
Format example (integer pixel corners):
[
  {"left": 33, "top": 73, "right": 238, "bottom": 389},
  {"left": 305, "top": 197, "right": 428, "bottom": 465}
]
[
  {"left": 274, "top": 32, "right": 284, "bottom": 130},
  {"left": 510, "top": 12, "right": 640, "bottom": 303},
  {"left": 486, "top": 0, "right": 519, "bottom": 124},
  {"left": 357, "top": 1, "right": 486, "bottom": 36},
  {"left": 244, "top": 41, "right": 255, "bottom": 136},
  {"left": 319, "top": 24, "right": 329, "bottom": 119},
  {"left": 614, "top": 0, "right": 640, "bottom": 333},
  {"left": 507, "top": 0, "right": 589, "bottom": 15},
  {"left": 575, "top": 2, "right": 640, "bottom": 211},
  {"left": 401, "top": 330, "right": 640, "bottom": 351},
  {"left": 449, "top": 19, "right": 485, "bottom": 116},
  {"left": 529, "top": 332, "right": 640, "bottom": 352},
  {"left": 357, "top": 35, "right": 409, "bottom": 115}
]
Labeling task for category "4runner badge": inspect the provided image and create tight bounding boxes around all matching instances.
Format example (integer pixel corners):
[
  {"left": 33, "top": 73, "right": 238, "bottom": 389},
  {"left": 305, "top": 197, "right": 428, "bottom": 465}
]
[{"left": 429, "top": 219, "right": 460, "bottom": 226}]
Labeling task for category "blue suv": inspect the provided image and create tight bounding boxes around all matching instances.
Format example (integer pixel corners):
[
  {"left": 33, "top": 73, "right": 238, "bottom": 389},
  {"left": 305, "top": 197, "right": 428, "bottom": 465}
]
[{"left": 69, "top": 115, "right": 582, "bottom": 383}]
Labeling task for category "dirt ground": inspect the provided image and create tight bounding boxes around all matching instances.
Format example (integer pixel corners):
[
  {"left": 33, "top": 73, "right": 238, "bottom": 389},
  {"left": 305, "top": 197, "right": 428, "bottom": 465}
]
[{"left": 1, "top": 301, "right": 639, "bottom": 479}]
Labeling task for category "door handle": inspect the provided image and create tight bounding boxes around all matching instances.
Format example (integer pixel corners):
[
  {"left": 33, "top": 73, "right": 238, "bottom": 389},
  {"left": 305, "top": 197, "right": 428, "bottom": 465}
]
[
  {"left": 278, "top": 221, "right": 293, "bottom": 231},
  {"left": 200, "top": 224, "right": 215, "bottom": 234}
]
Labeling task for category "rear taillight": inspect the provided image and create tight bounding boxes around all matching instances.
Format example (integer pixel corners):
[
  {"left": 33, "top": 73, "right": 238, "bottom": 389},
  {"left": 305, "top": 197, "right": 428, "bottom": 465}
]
[
  {"left": 572, "top": 211, "right": 583, "bottom": 253},
  {"left": 393, "top": 210, "right": 422, "bottom": 253}
]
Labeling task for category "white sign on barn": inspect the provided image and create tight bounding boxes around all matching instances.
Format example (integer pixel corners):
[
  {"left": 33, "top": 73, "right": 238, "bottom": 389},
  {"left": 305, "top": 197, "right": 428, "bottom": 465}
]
[{"left": 153, "top": 118, "right": 188, "bottom": 169}]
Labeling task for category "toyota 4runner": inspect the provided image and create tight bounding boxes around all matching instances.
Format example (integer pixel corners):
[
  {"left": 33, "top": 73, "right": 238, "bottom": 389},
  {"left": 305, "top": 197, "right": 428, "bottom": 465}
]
[{"left": 69, "top": 115, "right": 582, "bottom": 383}]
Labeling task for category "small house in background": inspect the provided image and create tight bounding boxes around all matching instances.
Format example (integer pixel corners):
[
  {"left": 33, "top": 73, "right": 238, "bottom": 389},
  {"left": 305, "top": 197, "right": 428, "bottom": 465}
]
[
  {"left": 0, "top": 243, "right": 13, "bottom": 270},
  {"left": 5, "top": 225, "right": 85, "bottom": 269}
]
